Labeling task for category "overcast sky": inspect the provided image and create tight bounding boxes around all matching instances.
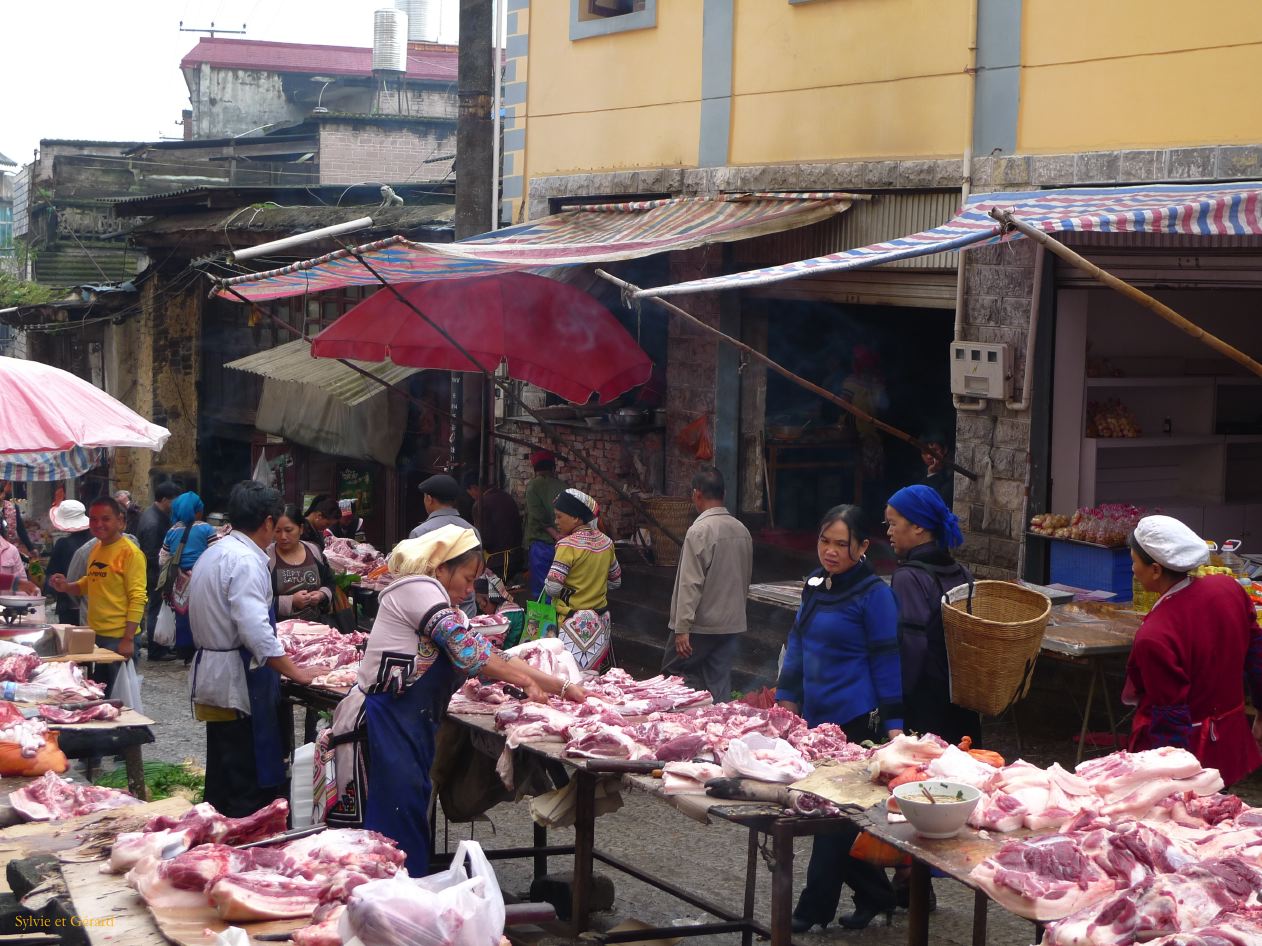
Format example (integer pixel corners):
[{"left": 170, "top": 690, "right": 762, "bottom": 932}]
[{"left": 1, "top": 0, "right": 461, "bottom": 166}]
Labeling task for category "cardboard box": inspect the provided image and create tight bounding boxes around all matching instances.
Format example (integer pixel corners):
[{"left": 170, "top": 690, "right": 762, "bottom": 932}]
[{"left": 53, "top": 624, "right": 95, "bottom": 656}]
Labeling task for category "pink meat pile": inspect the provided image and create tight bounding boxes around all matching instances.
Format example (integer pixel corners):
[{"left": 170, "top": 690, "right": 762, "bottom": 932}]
[
  {"left": 973, "top": 803, "right": 1262, "bottom": 944},
  {"left": 323, "top": 537, "right": 390, "bottom": 588},
  {"left": 110, "top": 799, "right": 406, "bottom": 946},
  {"left": 28, "top": 661, "right": 107, "bottom": 701},
  {"left": 0, "top": 701, "right": 49, "bottom": 757},
  {"left": 10, "top": 770, "right": 141, "bottom": 820},
  {"left": 0, "top": 648, "right": 40, "bottom": 683},
  {"left": 38, "top": 702, "right": 121, "bottom": 724},
  {"left": 277, "top": 619, "right": 366, "bottom": 674}
]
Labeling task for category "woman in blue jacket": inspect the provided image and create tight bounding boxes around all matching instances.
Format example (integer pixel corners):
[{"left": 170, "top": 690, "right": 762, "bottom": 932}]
[{"left": 776, "top": 504, "right": 903, "bottom": 932}]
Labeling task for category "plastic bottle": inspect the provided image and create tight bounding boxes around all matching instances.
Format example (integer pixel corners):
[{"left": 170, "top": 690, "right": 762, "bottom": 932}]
[{"left": 0, "top": 682, "right": 51, "bottom": 702}]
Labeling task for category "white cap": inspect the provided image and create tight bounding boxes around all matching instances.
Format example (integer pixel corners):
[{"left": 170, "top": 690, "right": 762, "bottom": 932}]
[{"left": 1133, "top": 515, "right": 1210, "bottom": 572}]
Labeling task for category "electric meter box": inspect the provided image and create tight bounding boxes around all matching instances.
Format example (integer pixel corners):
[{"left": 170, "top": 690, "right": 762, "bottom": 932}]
[{"left": 949, "top": 342, "right": 1009, "bottom": 399}]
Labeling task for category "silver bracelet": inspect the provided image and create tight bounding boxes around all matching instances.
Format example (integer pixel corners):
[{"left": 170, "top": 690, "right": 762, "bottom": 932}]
[{"left": 560, "top": 681, "right": 571, "bottom": 699}]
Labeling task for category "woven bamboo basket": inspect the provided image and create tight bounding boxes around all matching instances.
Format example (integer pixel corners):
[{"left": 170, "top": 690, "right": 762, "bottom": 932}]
[
  {"left": 941, "top": 581, "right": 1051, "bottom": 717},
  {"left": 642, "top": 496, "right": 695, "bottom": 567}
]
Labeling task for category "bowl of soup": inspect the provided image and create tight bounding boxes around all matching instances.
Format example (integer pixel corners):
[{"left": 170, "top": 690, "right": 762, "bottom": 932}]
[{"left": 890, "top": 780, "right": 982, "bottom": 838}]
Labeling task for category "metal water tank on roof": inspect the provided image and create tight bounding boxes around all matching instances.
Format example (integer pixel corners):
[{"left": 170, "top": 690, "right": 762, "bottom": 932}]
[
  {"left": 372, "top": 8, "right": 409, "bottom": 74},
  {"left": 395, "top": 0, "right": 439, "bottom": 44}
]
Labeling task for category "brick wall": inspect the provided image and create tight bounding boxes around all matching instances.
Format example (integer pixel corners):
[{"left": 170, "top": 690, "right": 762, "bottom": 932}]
[
  {"left": 951, "top": 239, "right": 1038, "bottom": 578},
  {"left": 663, "top": 249, "right": 721, "bottom": 497},
  {"left": 317, "top": 121, "right": 456, "bottom": 185},
  {"left": 499, "top": 419, "right": 665, "bottom": 540}
]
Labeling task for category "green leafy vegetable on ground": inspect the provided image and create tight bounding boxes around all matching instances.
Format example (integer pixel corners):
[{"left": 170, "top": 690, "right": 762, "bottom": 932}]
[{"left": 93, "top": 759, "right": 205, "bottom": 802}]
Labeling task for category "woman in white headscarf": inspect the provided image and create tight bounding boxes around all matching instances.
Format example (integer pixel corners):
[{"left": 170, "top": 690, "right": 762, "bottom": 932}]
[
  {"left": 327, "top": 525, "right": 585, "bottom": 875},
  {"left": 1124, "top": 515, "right": 1262, "bottom": 786}
]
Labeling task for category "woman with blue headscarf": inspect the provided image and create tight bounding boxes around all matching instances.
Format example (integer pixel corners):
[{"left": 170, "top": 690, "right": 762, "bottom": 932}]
[
  {"left": 885, "top": 485, "right": 979, "bottom": 746},
  {"left": 160, "top": 492, "right": 218, "bottom": 664}
]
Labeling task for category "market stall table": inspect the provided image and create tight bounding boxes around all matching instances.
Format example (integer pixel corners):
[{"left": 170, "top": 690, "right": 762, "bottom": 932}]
[{"left": 448, "top": 710, "right": 881, "bottom": 946}]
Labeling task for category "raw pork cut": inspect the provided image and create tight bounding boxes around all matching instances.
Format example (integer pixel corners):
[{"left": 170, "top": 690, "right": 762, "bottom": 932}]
[
  {"left": 291, "top": 903, "right": 346, "bottom": 946},
  {"left": 27, "top": 661, "right": 105, "bottom": 700},
  {"left": 868, "top": 733, "right": 948, "bottom": 781},
  {"left": 127, "top": 844, "right": 281, "bottom": 910},
  {"left": 0, "top": 700, "right": 48, "bottom": 756},
  {"left": 38, "top": 703, "right": 121, "bottom": 724},
  {"left": 0, "top": 650, "right": 40, "bottom": 683},
  {"left": 661, "top": 761, "right": 725, "bottom": 795},
  {"left": 789, "top": 722, "right": 866, "bottom": 763},
  {"left": 110, "top": 798, "right": 290, "bottom": 871},
  {"left": 1044, "top": 858, "right": 1262, "bottom": 946},
  {"left": 970, "top": 833, "right": 1118, "bottom": 921},
  {"left": 210, "top": 870, "right": 331, "bottom": 921},
  {"left": 10, "top": 771, "right": 140, "bottom": 821}
]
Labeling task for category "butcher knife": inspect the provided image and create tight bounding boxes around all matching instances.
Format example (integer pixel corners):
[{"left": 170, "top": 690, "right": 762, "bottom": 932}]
[
  {"left": 235, "top": 823, "right": 327, "bottom": 849},
  {"left": 49, "top": 698, "right": 123, "bottom": 711},
  {"left": 581, "top": 759, "right": 664, "bottom": 775}
]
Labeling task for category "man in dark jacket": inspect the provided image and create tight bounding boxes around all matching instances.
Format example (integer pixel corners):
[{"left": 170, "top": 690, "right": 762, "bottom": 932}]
[
  {"left": 139, "top": 482, "right": 181, "bottom": 661},
  {"left": 464, "top": 472, "right": 523, "bottom": 578}
]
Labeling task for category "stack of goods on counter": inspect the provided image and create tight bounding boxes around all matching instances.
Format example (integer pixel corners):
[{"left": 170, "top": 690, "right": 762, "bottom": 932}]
[
  {"left": 872, "top": 736, "right": 1262, "bottom": 943},
  {"left": 10, "top": 770, "right": 140, "bottom": 819},
  {"left": 1086, "top": 399, "right": 1141, "bottom": 438},
  {"left": 323, "top": 536, "right": 392, "bottom": 591},
  {"left": 109, "top": 797, "right": 410, "bottom": 946},
  {"left": 277, "top": 619, "right": 368, "bottom": 688},
  {"left": 1030, "top": 504, "right": 1147, "bottom": 546},
  {"left": 451, "top": 640, "right": 865, "bottom": 788}
]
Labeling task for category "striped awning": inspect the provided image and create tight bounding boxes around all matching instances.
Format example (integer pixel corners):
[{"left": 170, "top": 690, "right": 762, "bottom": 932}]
[
  {"left": 215, "top": 193, "right": 857, "bottom": 302},
  {"left": 0, "top": 447, "right": 105, "bottom": 482},
  {"left": 634, "top": 182, "right": 1262, "bottom": 298},
  {"left": 225, "top": 339, "right": 419, "bottom": 406}
]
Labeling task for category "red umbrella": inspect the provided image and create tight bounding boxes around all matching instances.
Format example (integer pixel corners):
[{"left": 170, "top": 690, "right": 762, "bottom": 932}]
[{"left": 309, "top": 273, "right": 652, "bottom": 405}]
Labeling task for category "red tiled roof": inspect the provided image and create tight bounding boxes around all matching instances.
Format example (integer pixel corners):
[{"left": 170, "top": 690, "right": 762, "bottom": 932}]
[{"left": 180, "top": 37, "right": 457, "bottom": 82}]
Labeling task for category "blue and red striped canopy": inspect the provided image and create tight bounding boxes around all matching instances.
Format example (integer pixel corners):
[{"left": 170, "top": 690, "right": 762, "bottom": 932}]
[
  {"left": 636, "top": 182, "right": 1262, "bottom": 297},
  {"left": 215, "top": 193, "right": 855, "bottom": 302}
]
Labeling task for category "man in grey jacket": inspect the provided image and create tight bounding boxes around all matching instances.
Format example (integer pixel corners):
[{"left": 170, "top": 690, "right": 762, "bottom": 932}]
[{"left": 661, "top": 467, "right": 753, "bottom": 702}]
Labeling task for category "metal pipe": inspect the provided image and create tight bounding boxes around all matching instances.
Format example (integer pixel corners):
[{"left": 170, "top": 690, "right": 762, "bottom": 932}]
[
  {"left": 953, "top": 0, "right": 986, "bottom": 412},
  {"left": 230, "top": 217, "right": 374, "bottom": 262},
  {"left": 491, "top": 0, "right": 504, "bottom": 233}
]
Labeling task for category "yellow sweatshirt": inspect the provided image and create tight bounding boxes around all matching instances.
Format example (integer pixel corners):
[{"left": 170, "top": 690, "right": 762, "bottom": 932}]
[{"left": 79, "top": 537, "right": 147, "bottom": 637}]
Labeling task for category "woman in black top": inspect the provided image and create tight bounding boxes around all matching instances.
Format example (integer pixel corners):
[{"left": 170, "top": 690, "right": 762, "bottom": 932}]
[{"left": 271, "top": 506, "right": 335, "bottom": 622}]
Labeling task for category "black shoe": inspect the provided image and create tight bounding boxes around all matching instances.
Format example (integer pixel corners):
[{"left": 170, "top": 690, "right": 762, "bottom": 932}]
[
  {"left": 791, "top": 916, "right": 827, "bottom": 934},
  {"left": 837, "top": 906, "right": 894, "bottom": 931},
  {"left": 149, "top": 652, "right": 179, "bottom": 662}
]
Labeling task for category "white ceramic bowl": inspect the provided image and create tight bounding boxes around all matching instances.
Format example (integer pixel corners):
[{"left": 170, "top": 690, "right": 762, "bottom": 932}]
[{"left": 890, "top": 780, "right": 982, "bottom": 838}]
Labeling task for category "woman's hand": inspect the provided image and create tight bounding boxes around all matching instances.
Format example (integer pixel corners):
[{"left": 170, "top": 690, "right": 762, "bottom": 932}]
[
  {"left": 886, "top": 728, "right": 904, "bottom": 739},
  {"left": 559, "top": 680, "right": 588, "bottom": 703},
  {"left": 524, "top": 680, "right": 550, "bottom": 704},
  {"left": 776, "top": 700, "right": 799, "bottom": 715},
  {"left": 16, "top": 579, "right": 39, "bottom": 596}
]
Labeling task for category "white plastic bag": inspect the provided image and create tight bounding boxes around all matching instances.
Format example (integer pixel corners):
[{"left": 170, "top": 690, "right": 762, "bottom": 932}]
[
  {"left": 340, "top": 840, "right": 504, "bottom": 946},
  {"left": 290, "top": 742, "right": 315, "bottom": 829},
  {"left": 153, "top": 602, "right": 177, "bottom": 648},
  {"left": 721, "top": 733, "right": 813, "bottom": 784},
  {"left": 109, "top": 660, "right": 144, "bottom": 715}
]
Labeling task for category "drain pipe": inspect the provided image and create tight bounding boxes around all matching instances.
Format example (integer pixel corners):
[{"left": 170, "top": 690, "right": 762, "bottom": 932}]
[{"left": 953, "top": 0, "right": 986, "bottom": 413}]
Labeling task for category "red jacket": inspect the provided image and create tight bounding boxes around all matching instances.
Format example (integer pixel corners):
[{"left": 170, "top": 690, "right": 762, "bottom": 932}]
[{"left": 1125, "top": 575, "right": 1262, "bottom": 787}]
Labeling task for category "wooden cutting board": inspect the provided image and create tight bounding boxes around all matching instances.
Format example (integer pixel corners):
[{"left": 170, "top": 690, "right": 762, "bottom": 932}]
[
  {"left": 0, "top": 796, "right": 189, "bottom": 895},
  {"left": 61, "top": 860, "right": 310, "bottom": 946},
  {"left": 790, "top": 760, "right": 889, "bottom": 810}
]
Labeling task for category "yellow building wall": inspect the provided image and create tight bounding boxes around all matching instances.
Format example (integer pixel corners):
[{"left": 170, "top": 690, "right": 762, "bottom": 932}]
[
  {"left": 729, "top": 0, "right": 972, "bottom": 164},
  {"left": 1019, "top": 0, "right": 1262, "bottom": 153},
  {"left": 523, "top": 1, "right": 704, "bottom": 178}
]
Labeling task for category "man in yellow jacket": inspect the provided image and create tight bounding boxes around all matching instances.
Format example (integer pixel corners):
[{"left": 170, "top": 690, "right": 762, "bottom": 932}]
[{"left": 49, "top": 496, "right": 147, "bottom": 685}]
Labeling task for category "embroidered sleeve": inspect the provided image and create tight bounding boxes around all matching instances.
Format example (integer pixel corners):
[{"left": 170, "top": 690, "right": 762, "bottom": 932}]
[
  {"left": 426, "top": 605, "right": 492, "bottom": 675},
  {"left": 544, "top": 542, "right": 574, "bottom": 601},
  {"left": 606, "top": 552, "right": 622, "bottom": 592}
]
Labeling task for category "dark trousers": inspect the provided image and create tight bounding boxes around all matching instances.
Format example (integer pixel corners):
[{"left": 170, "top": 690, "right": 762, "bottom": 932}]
[
  {"left": 661, "top": 632, "right": 741, "bottom": 703},
  {"left": 204, "top": 716, "right": 285, "bottom": 818},
  {"left": 90, "top": 633, "right": 139, "bottom": 693},
  {"left": 904, "top": 675, "right": 982, "bottom": 747},
  {"left": 794, "top": 713, "right": 895, "bottom": 922}
]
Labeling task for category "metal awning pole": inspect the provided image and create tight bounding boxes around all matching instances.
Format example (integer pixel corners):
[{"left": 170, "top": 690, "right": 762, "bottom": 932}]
[
  {"left": 593, "top": 269, "right": 979, "bottom": 482},
  {"left": 990, "top": 209, "right": 1262, "bottom": 378}
]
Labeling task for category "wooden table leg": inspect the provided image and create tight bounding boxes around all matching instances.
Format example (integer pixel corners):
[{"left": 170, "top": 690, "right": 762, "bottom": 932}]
[
  {"left": 571, "top": 769, "right": 596, "bottom": 935},
  {"left": 972, "top": 888, "right": 988, "bottom": 946},
  {"left": 1099, "top": 661, "right": 1121, "bottom": 751},
  {"left": 742, "top": 828, "right": 758, "bottom": 946},
  {"left": 907, "top": 859, "right": 931, "bottom": 946},
  {"left": 123, "top": 744, "right": 148, "bottom": 801},
  {"left": 533, "top": 822, "right": 549, "bottom": 881},
  {"left": 770, "top": 821, "right": 794, "bottom": 946},
  {"left": 1075, "top": 662, "right": 1099, "bottom": 765}
]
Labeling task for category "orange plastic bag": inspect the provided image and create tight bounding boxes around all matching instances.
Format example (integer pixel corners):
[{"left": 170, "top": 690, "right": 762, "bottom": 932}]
[
  {"left": 850, "top": 830, "right": 912, "bottom": 868},
  {"left": 0, "top": 732, "right": 69, "bottom": 777}
]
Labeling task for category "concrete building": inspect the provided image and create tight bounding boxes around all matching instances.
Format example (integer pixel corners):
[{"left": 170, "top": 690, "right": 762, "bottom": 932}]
[{"left": 500, "top": 0, "right": 1262, "bottom": 578}]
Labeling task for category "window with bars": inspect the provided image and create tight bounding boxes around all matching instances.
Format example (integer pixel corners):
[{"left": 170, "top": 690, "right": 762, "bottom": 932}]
[{"left": 571, "top": 0, "right": 655, "bottom": 40}]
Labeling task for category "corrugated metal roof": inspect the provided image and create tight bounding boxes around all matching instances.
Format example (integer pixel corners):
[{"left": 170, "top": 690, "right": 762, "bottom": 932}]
[
  {"left": 180, "top": 37, "right": 457, "bottom": 82},
  {"left": 225, "top": 338, "right": 419, "bottom": 407},
  {"left": 32, "top": 245, "right": 136, "bottom": 288}
]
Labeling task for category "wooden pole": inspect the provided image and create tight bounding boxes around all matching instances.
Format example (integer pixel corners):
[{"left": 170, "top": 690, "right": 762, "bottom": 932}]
[
  {"left": 990, "top": 208, "right": 1262, "bottom": 379},
  {"left": 594, "top": 269, "right": 979, "bottom": 481},
  {"left": 347, "top": 254, "right": 686, "bottom": 547}
]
